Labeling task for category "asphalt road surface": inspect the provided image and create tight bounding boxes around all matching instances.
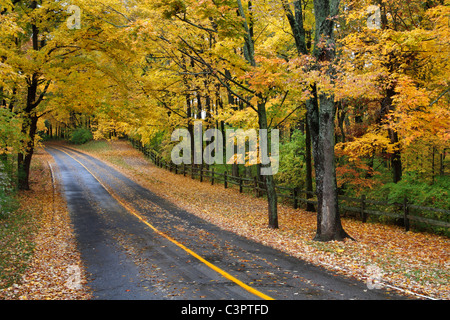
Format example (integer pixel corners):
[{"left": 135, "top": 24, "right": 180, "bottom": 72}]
[{"left": 46, "top": 145, "right": 408, "bottom": 301}]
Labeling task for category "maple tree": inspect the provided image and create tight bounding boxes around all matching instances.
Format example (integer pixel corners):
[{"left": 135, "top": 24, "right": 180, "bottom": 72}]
[
  {"left": 336, "top": 0, "right": 450, "bottom": 193},
  {"left": 126, "top": 0, "right": 288, "bottom": 228},
  {"left": 0, "top": 0, "right": 142, "bottom": 189},
  {"left": 279, "top": 0, "right": 353, "bottom": 241},
  {"left": 1, "top": 0, "right": 448, "bottom": 241}
]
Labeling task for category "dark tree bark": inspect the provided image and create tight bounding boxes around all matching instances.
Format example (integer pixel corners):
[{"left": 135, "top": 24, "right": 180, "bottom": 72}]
[
  {"left": 18, "top": 68, "right": 38, "bottom": 191},
  {"left": 282, "top": 0, "right": 352, "bottom": 241},
  {"left": 18, "top": 114, "right": 38, "bottom": 190},
  {"left": 16, "top": 1, "right": 51, "bottom": 190},
  {"left": 312, "top": 0, "right": 351, "bottom": 241},
  {"left": 305, "top": 114, "right": 315, "bottom": 212},
  {"left": 380, "top": 87, "right": 403, "bottom": 183}
]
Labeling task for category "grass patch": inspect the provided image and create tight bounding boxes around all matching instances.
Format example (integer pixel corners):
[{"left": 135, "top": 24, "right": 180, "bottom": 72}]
[
  {"left": 74, "top": 140, "right": 113, "bottom": 153},
  {"left": 0, "top": 206, "right": 38, "bottom": 290},
  {"left": 0, "top": 157, "right": 47, "bottom": 291}
]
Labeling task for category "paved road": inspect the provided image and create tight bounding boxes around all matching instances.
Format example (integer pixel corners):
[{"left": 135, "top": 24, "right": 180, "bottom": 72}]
[{"left": 46, "top": 145, "right": 408, "bottom": 301}]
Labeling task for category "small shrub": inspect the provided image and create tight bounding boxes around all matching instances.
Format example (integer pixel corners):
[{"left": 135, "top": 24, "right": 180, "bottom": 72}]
[
  {"left": 69, "top": 128, "right": 93, "bottom": 145},
  {"left": 0, "top": 161, "right": 17, "bottom": 219},
  {"left": 368, "top": 173, "right": 450, "bottom": 210},
  {"left": 276, "top": 130, "right": 307, "bottom": 188}
]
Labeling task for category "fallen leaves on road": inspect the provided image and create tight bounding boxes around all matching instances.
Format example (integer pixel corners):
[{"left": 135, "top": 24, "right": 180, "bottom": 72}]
[{"left": 72, "top": 140, "right": 449, "bottom": 300}]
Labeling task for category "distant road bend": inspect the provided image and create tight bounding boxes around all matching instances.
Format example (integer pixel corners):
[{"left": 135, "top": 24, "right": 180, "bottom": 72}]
[{"left": 46, "top": 145, "right": 407, "bottom": 300}]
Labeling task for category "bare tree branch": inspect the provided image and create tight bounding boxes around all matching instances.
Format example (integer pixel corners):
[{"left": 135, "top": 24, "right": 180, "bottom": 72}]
[
  {"left": 429, "top": 86, "right": 450, "bottom": 107},
  {"left": 32, "top": 80, "right": 51, "bottom": 108}
]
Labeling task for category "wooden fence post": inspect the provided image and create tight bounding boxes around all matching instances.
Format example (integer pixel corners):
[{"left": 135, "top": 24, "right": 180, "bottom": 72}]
[
  {"left": 293, "top": 188, "right": 298, "bottom": 209},
  {"left": 183, "top": 163, "right": 186, "bottom": 177},
  {"left": 403, "top": 196, "right": 410, "bottom": 231},
  {"left": 211, "top": 168, "right": 214, "bottom": 185},
  {"left": 224, "top": 171, "right": 228, "bottom": 189},
  {"left": 254, "top": 177, "right": 258, "bottom": 197},
  {"left": 200, "top": 167, "right": 203, "bottom": 182},
  {"left": 239, "top": 176, "right": 243, "bottom": 193},
  {"left": 361, "top": 194, "right": 367, "bottom": 223}
]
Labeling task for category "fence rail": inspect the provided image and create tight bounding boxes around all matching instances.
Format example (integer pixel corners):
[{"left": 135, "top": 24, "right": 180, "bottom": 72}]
[{"left": 129, "top": 138, "right": 450, "bottom": 232}]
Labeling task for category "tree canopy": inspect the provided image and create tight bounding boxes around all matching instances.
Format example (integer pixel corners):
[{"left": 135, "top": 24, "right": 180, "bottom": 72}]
[{"left": 1, "top": 0, "right": 448, "bottom": 240}]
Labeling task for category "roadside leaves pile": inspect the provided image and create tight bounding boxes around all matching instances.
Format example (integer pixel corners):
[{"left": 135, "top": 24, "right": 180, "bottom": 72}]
[{"left": 0, "top": 150, "right": 91, "bottom": 300}]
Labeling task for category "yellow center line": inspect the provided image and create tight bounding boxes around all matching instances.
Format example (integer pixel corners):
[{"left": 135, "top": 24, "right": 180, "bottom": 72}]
[{"left": 49, "top": 146, "right": 275, "bottom": 301}]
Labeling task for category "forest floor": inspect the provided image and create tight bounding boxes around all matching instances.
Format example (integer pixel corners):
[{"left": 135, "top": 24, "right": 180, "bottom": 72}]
[{"left": 0, "top": 139, "right": 448, "bottom": 300}]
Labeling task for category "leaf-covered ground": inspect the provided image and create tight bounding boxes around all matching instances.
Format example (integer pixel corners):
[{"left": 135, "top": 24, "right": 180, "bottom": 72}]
[
  {"left": 72, "top": 140, "right": 449, "bottom": 300},
  {"left": 1, "top": 140, "right": 448, "bottom": 300},
  {"left": 0, "top": 149, "right": 91, "bottom": 300}
]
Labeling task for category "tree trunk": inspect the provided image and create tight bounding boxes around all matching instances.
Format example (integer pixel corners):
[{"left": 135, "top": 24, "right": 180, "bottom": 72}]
[
  {"left": 381, "top": 86, "right": 403, "bottom": 183},
  {"left": 305, "top": 114, "right": 315, "bottom": 212},
  {"left": 282, "top": 0, "right": 352, "bottom": 240},
  {"left": 17, "top": 1, "right": 48, "bottom": 191},
  {"left": 237, "top": 0, "right": 278, "bottom": 228},
  {"left": 18, "top": 114, "right": 38, "bottom": 190},
  {"left": 258, "top": 100, "right": 278, "bottom": 229},
  {"left": 312, "top": 94, "right": 349, "bottom": 241},
  {"left": 390, "top": 129, "right": 402, "bottom": 183},
  {"left": 18, "top": 70, "right": 39, "bottom": 190},
  {"left": 312, "top": 0, "right": 352, "bottom": 241},
  {"left": 377, "top": 1, "right": 403, "bottom": 184}
]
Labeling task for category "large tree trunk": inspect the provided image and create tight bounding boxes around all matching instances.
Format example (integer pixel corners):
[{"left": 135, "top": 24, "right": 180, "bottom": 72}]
[
  {"left": 390, "top": 130, "right": 402, "bottom": 183},
  {"left": 381, "top": 83, "right": 403, "bottom": 183},
  {"left": 283, "top": 0, "right": 352, "bottom": 240},
  {"left": 18, "top": 115, "right": 38, "bottom": 190},
  {"left": 311, "top": 93, "right": 349, "bottom": 241},
  {"left": 17, "top": 1, "right": 50, "bottom": 190},
  {"left": 312, "top": 0, "right": 351, "bottom": 241},
  {"left": 18, "top": 72, "right": 39, "bottom": 191},
  {"left": 377, "top": 0, "right": 403, "bottom": 183}
]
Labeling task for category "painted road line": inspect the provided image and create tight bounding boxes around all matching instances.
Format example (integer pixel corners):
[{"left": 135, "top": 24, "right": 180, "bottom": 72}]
[{"left": 49, "top": 146, "right": 275, "bottom": 301}]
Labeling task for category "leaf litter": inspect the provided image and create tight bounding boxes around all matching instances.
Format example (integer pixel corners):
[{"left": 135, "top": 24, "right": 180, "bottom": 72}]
[
  {"left": 69, "top": 140, "right": 449, "bottom": 300},
  {"left": 0, "top": 150, "right": 92, "bottom": 300},
  {"left": 3, "top": 140, "right": 447, "bottom": 300}
]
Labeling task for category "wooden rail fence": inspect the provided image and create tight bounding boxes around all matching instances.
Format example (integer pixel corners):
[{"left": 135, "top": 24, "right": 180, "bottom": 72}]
[{"left": 130, "top": 138, "right": 450, "bottom": 232}]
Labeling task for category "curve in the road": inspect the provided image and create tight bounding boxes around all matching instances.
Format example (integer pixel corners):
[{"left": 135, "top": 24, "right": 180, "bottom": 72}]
[{"left": 46, "top": 144, "right": 411, "bottom": 300}]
